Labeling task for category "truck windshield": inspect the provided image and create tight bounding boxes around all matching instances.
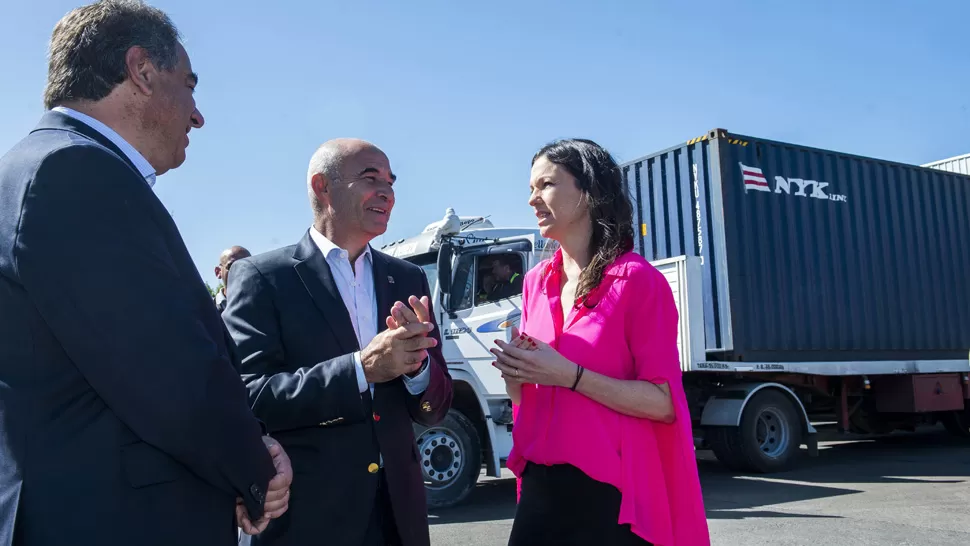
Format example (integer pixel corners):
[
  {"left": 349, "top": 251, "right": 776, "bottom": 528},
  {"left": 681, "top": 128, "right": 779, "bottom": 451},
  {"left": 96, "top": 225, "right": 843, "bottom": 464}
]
[{"left": 403, "top": 252, "right": 437, "bottom": 291}]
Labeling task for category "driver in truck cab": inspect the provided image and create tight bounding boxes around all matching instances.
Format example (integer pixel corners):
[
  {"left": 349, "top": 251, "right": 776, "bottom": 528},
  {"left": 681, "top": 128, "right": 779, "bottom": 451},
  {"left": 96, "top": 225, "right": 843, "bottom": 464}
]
[{"left": 487, "top": 254, "right": 523, "bottom": 301}]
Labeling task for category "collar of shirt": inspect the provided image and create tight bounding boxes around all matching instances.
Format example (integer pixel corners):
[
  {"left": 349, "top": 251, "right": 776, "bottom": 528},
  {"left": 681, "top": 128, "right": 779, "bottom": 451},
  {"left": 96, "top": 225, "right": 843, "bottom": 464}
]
[
  {"left": 52, "top": 106, "right": 157, "bottom": 188},
  {"left": 308, "top": 226, "right": 373, "bottom": 267},
  {"left": 308, "top": 226, "right": 431, "bottom": 412},
  {"left": 308, "top": 225, "right": 376, "bottom": 345}
]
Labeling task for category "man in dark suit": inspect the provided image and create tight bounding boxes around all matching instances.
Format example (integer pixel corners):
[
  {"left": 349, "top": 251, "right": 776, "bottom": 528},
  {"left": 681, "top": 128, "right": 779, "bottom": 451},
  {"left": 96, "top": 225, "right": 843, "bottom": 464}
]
[
  {"left": 223, "top": 138, "right": 454, "bottom": 546},
  {"left": 0, "top": 2, "right": 291, "bottom": 545}
]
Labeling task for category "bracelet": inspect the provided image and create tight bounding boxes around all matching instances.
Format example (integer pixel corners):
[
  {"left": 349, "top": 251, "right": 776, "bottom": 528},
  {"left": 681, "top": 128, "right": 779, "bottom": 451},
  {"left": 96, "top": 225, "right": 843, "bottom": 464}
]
[{"left": 570, "top": 365, "right": 585, "bottom": 391}]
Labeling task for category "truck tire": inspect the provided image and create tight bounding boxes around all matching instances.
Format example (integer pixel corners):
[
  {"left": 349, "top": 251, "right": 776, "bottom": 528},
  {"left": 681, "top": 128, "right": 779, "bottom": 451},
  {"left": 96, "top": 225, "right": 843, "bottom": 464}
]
[
  {"left": 707, "top": 426, "right": 748, "bottom": 471},
  {"left": 708, "top": 390, "right": 803, "bottom": 473},
  {"left": 414, "top": 409, "right": 482, "bottom": 509}
]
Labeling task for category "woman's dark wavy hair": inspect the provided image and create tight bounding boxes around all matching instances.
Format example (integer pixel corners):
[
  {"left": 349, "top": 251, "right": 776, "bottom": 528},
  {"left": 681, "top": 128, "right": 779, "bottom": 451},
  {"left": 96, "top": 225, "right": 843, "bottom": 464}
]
[{"left": 532, "top": 138, "right": 634, "bottom": 307}]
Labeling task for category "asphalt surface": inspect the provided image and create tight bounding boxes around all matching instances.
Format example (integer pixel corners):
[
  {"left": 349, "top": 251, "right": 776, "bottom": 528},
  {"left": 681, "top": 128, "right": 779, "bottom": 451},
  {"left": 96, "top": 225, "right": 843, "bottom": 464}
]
[{"left": 428, "top": 427, "right": 970, "bottom": 545}]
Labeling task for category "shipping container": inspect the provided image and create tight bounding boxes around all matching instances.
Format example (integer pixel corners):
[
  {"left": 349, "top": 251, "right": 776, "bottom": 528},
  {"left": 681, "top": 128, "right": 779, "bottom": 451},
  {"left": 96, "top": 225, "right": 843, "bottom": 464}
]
[
  {"left": 924, "top": 152, "right": 970, "bottom": 176},
  {"left": 621, "top": 129, "right": 970, "bottom": 363}
]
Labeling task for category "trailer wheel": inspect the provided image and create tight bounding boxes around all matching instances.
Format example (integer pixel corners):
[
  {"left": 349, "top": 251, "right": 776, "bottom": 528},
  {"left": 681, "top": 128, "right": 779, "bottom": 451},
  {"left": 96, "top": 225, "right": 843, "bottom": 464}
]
[
  {"left": 708, "top": 390, "right": 803, "bottom": 473},
  {"left": 941, "top": 410, "right": 970, "bottom": 438},
  {"left": 707, "top": 426, "right": 747, "bottom": 471},
  {"left": 414, "top": 409, "right": 482, "bottom": 509}
]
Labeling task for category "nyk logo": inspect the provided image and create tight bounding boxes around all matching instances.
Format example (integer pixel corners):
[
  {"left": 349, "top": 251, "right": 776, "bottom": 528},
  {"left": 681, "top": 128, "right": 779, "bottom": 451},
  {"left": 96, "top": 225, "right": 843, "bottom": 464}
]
[{"left": 740, "top": 163, "right": 848, "bottom": 203}]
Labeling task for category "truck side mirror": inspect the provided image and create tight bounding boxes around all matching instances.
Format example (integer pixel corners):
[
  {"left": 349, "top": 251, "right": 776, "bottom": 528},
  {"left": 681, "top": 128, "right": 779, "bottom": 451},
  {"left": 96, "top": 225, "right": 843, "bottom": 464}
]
[{"left": 437, "top": 241, "right": 454, "bottom": 309}]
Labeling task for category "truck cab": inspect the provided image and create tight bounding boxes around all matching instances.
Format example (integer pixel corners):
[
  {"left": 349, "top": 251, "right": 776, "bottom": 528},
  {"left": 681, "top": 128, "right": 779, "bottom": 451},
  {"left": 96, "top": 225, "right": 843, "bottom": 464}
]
[{"left": 381, "top": 215, "right": 556, "bottom": 508}]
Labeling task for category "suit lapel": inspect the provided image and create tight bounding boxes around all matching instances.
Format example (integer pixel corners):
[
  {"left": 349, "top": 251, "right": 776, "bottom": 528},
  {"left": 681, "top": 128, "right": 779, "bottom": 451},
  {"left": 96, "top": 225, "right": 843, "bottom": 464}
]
[
  {"left": 371, "top": 250, "right": 400, "bottom": 401},
  {"left": 371, "top": 249, "right": 393, "bottom": 335},
  {"left": 293, "top": 232, "right": 360, "bottom": 354}
]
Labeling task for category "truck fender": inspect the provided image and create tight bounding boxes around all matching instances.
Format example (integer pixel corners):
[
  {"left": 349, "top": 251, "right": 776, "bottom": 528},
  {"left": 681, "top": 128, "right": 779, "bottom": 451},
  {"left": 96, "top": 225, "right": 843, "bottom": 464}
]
[{"left": 700, "top": 382, "right": 817, "bottom": 437}]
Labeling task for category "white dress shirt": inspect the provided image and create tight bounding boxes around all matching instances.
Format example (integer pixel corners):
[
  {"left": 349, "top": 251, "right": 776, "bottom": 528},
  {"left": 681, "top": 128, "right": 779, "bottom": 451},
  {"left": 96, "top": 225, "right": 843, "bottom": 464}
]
[
  {"left": 52, "top": 106, "right": 157, "bottom": 188},
  {"left": 308, "top": 227, "right": 430, "bottom": 397}
]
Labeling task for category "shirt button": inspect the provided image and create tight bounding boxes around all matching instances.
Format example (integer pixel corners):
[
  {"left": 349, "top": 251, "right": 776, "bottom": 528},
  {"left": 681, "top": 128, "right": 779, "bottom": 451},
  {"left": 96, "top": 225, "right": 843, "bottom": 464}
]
[{"left": 368, "top": 463, "right": 379, "bottom": 474}]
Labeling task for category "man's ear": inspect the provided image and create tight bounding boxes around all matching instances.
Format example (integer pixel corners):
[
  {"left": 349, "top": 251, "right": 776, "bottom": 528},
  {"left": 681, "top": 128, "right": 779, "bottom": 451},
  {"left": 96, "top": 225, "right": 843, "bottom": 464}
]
[
  {"left": 214, "top": 265, "right": 222, "bottom": 279},
  {"left": 124, "top": 46, "right": 157, "bottom": 97},
  {"left": 310, "top": 173, "right": 331, "bottom": 205}
]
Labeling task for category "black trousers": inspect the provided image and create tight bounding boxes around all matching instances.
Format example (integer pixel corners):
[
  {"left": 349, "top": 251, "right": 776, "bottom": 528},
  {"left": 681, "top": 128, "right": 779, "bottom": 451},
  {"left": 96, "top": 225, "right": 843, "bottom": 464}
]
[
  {"left": 363, "top": 470, "right": 402, "bottom": 546},
  {"left": 508, "top": 463, "right": 652, "bottom": 546}
]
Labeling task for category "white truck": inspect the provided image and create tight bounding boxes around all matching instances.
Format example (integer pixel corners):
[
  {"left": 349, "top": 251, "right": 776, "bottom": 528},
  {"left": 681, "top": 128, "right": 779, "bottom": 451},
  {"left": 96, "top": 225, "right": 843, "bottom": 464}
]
[{"left": 382, "top": 130, "right": 970, "bottom": 509}]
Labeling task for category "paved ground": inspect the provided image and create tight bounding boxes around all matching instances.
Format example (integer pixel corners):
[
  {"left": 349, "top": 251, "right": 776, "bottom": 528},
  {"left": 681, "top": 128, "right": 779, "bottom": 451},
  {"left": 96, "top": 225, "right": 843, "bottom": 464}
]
[{"left": 428, "top": 427, "right": 970, "bottom": 545}]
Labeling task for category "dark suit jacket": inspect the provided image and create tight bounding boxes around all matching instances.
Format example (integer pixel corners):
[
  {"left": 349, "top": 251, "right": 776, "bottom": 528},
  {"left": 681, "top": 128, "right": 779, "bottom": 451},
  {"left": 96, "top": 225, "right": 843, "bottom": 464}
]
[
  {"left": 222, "top": 233, "right": 453, "bottom": 546},
  {"left": 0, "top": 112, "right": 277, "bottom": 546}
]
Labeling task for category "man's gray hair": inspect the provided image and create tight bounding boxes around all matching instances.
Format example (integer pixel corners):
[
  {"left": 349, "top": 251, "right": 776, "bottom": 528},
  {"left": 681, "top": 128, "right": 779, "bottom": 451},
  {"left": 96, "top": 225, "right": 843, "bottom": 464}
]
[
  {"left": 44, "top": 0, "right": 181, "bottom": 110},
  {"left": 306, "top": 142, "right": 345, "bottom": 213}
]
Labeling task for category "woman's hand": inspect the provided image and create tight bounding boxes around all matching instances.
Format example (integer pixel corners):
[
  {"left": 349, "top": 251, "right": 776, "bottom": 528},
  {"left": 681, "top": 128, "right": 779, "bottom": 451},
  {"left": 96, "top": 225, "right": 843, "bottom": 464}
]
[
  {"left": 502, "top": 327, "right": 534, "bottom": 357},
  {"left": 491, "top": 331, "right": 576, "bottom": 388},
  {"left": 497, "top": 327, "right": 533, "bottom": 404}
]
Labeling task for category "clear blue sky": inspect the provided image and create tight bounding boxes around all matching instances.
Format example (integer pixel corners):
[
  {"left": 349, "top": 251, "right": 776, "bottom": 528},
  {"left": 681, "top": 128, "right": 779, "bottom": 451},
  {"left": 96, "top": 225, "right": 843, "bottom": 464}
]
[{"left": 2, "top": 1, "right": 967, "bottom": 284}]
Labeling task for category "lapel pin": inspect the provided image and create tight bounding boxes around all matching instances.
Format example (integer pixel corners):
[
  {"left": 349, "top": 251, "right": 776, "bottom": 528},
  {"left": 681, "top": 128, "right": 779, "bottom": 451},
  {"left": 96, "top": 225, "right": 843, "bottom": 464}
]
[{"left": 387, "top": 275, "right": 395, "bottom": 284}]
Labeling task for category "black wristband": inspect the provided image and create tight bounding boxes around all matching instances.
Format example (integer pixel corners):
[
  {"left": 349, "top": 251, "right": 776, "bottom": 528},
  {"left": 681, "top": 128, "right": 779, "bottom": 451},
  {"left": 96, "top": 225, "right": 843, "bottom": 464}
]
[{"left": 570, "top": 365, "right": 585, "bottom": 391}]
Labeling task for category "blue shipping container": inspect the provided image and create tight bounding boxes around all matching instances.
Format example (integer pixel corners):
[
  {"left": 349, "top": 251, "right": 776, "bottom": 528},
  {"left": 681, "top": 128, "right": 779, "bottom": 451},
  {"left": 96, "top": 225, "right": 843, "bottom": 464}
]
[{"left": 621, "top": 129, "right": 970, "bottom": 362}]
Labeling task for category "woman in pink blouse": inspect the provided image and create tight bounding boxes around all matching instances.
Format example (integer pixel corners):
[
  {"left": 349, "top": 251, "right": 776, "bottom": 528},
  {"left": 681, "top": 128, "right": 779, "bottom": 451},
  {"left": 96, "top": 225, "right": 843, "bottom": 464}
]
[{"left": 492, "top": 139, "right": 709, "bottom": 546}]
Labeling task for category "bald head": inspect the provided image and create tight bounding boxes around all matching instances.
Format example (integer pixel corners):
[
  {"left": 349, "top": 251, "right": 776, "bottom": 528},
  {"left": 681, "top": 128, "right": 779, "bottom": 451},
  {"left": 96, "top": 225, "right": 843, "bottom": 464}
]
[
  {"left": 215, "top": 245, "right": 251, "bottom": 294},
  {"left": 220, "top": 246, "right": 250, "bottom": 267},
  {"left": 305, "top": 138, "right": 396, "bottom": 257},
  {"left": 307, "top": 138, "right": 383, "bottom": 211}
]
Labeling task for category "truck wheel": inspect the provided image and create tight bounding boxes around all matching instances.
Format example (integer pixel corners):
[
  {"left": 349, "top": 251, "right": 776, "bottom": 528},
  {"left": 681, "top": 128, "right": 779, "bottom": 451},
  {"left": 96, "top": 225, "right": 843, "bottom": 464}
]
[
  {"left": 708, "top": 390, "right": 803, "bottom": 473},
  {"left": 414, "top": 409, "right": 482, "bottom": 509},
  {"left": 941, "top": 410, "right": 970, "bottom": 438},
  {"left": 707, "top": 426, "right": 747, "bottom": 471}
]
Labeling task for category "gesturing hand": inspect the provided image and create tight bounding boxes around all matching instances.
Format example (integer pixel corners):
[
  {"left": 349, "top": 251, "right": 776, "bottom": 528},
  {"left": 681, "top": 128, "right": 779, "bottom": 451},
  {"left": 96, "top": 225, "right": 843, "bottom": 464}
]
[
  {"left": 361, "top": 321, "right": 437, "bottom": 384},
  {"left": 384, "top": 296, "right": 434, "bottom": 378},
  {"left": 506, "top": 327, "right": 534, "bottom": 352},
  {"left": 497, "top": 327, "right": 534, "bottom": 396},
  {"left": 236, "top": 436, "right": 293, "bottom": 536},
  {"left": 385, "top": 295, "right": 432, "bottom": 329},
  {"left": 491, "top": 330, "right": 576, "bottom": 388}
]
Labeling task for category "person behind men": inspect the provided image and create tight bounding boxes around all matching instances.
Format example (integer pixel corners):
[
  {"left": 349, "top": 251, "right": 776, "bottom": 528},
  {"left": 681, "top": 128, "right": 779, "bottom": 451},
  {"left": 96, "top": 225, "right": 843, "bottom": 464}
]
[
  {"left": 222, "top": 138, "right": 453, "bottom": 546},
  {"left": 492, "top": 139, "right": 709, "bottom": 545},
  {"left": 488, "top": 254, "right": 523, "bottom": 300},
  {"left": 0, "top": 2, "right": 291, "bottom": 545},
  {"left": 215, "top": 245, "right": 252, "bottom": 312}
]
